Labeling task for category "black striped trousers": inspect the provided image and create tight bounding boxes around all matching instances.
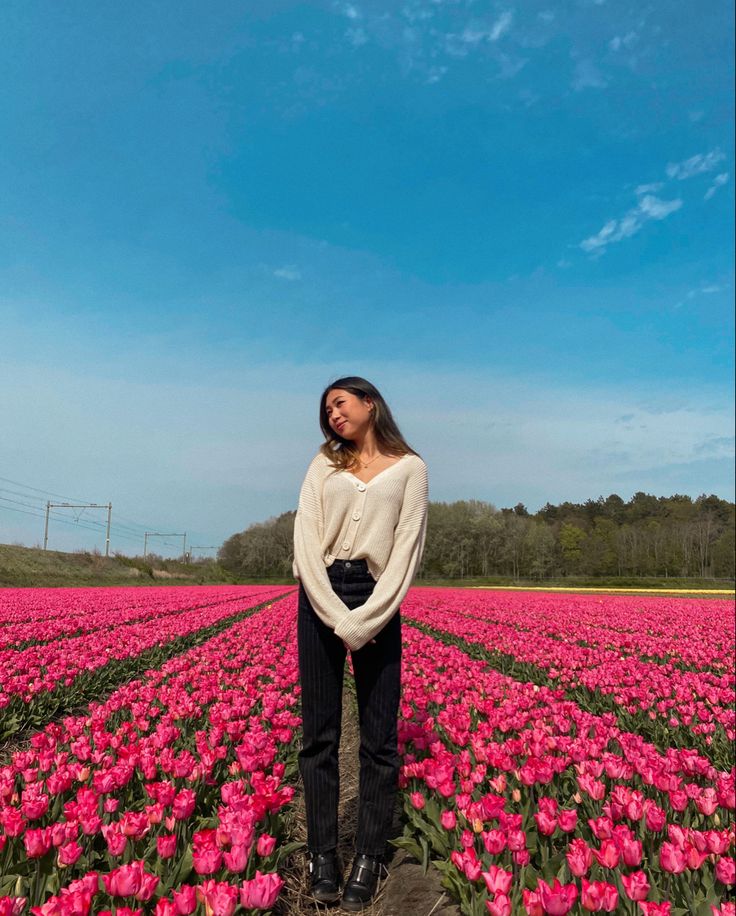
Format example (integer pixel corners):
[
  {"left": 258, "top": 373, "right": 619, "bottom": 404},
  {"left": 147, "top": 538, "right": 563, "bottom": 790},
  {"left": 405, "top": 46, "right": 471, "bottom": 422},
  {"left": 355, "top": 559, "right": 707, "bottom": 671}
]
[{"left": 297, "top": 557, "right": 402, "bottom": 858}]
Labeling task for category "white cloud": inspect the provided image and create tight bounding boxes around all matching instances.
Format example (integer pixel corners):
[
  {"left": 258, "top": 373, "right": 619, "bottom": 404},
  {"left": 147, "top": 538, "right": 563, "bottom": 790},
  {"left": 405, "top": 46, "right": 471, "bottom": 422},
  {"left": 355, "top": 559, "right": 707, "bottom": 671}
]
[
  {"left": 345, "top": 27, "right": 368, "bottom": 47},
  {"left": 489, "top": 11, "right": 513, "bottom": 41},
  {"left": 666, "top": 148, "right": 726, "bottom": 180},
  {"left": 342, "top": 3, "right": 361, "bottom": 20},
  {"left": 638, "top": 195, "right": 682, "bottom": 219},
  {"left": 686, "top": 283, "right": 725, "bottom": 299},
  {"left": 676, "top": 282, "right": 727, "bottom": 308},
  {"left": 580, "top": 194, "right": 682, "bottom": 254},
  {"left": 704, "top": 172, "right": 729, "bottom": 200},
  {"left": 635, "top": 182, "right": 664, "bottom": 195},
  {"left": 571, "top": 58, "right": 608, "bottom": 91},
  {"left": 454, "top": 11, "right": 513, "bottom": 47},
  {"left": 273, "top": 266, "right": 302, "bottom": 281},
  {"left": 426, "top": 65, "right": 448, "bottom": 84}
]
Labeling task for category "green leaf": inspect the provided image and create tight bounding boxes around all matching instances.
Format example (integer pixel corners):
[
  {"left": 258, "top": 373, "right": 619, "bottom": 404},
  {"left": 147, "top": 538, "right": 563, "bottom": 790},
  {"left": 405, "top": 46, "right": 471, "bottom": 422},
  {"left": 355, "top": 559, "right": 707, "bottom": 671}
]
[
  {"left": 420, "top": 835, "right": 430, "bottom": 876},
  {"left": 389, "top": 836, "right": 423, "bottom": 861}
]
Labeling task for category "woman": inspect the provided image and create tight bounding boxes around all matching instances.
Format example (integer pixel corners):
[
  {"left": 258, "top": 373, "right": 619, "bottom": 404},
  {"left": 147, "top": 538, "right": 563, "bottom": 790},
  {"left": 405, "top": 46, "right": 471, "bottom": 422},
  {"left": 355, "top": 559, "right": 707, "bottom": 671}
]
[{"left": 292, "top": 376, "right": 429, "bottom": 910}]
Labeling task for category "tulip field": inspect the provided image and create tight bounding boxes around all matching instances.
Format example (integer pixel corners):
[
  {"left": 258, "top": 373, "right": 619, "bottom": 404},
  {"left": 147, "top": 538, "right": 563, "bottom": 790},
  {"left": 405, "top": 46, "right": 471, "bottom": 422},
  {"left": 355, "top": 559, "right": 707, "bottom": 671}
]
[{"left": 0, "top": 585, "right": 733, "bottom": 916}]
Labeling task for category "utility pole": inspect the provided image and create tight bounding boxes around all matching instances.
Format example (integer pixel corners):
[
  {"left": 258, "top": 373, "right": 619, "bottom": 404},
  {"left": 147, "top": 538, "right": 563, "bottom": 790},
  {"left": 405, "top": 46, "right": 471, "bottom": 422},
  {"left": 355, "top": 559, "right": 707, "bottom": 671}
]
[
  {"left": 43, "top": 501, "right": 113, "bottom": 556},
  {"left": 143, "top": 532, "right": 186, "bottom": 560},
  {"left": 188, "top": 545, "right": 217, "bottom": 562}
]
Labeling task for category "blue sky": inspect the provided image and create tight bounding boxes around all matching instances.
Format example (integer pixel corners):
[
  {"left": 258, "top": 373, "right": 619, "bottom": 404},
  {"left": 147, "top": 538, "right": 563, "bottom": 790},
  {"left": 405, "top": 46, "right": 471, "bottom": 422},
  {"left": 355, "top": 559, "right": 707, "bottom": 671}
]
[{"left": 1, "top": 0, "right": 733, "bottom": 556}]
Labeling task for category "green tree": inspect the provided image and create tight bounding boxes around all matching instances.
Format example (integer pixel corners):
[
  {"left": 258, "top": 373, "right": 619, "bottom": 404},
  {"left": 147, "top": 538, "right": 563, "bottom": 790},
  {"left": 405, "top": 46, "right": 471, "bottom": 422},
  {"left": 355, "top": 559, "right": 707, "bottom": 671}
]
[{"left": 559, "top": 523, "right": 586, "bottom": 575}]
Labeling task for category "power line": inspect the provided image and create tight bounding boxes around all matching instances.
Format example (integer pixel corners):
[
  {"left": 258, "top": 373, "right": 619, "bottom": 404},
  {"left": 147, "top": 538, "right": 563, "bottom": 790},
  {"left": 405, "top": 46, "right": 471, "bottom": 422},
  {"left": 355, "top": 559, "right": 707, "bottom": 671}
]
[
  {"left": 0, "top": 496, "right": 141, "bottom": 543},
  {"left": 0, "top": 475, "right": 89, "bottom": 504},
  {"left": 0, "top": 474, "right": 213, "bottom": 556}
]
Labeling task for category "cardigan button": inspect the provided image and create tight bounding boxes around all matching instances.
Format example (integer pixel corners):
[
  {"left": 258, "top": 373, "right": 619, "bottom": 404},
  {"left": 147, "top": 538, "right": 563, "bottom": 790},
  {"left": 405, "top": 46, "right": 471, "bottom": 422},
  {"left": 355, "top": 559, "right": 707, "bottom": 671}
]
[
  {"left": 352, "top": 513, "right": 361, "bottom": 521},
  {"left": 356, "top": 483, "right": 366, "bottom": 491},
  {"left": 342, "top": 542, "right": 350, "bottom": 550}
]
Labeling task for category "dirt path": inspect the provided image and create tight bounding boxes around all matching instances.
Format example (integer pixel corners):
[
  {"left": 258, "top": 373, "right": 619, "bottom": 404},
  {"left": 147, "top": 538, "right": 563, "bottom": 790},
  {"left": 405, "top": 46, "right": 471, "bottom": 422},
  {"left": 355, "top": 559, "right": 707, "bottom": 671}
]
[{"left": 283, "top": 687, "right": 459, "bottom": 916}]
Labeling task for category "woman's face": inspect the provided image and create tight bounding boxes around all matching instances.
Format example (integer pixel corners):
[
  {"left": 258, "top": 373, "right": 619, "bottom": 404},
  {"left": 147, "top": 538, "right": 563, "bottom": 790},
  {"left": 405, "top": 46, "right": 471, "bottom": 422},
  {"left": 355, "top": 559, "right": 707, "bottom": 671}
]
[{"left": 324, "top": 388, "right": 373, "bottom": 440}]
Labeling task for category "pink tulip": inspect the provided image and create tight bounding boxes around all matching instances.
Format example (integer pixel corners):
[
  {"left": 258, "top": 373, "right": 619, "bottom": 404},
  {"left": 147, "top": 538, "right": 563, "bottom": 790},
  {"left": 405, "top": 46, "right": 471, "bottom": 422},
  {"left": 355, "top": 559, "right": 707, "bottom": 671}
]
[
  {"left": 0, "top": 899, "right": 27, "bottom": 916},
  {"left": 621, "top": 870, "right": 651, "bottom": 902},
  {"left": 638, "top": 903, "right": 671, "bottom": 915},
  {"left": 522, "top": 889, "right": 544, "bottom": 916},
  {"left": 486, "top": 894, "right": 512, "bottom": 916},
  {"left": 594, "top": 839, "right": 620, "bottom": 869},
  {"left": 581, "top": 879, "right": 618, "bottom": 912},
  {"left": 57, "top": 840, "right": 83, "bottom": 865},
  {"left": 645, "top": 804, "right": 667, "bottom": 831},
  {"left": 537, "top": 878, "right": 578, "bottom": 915},
  {"left": 239, "top": 870, "right": 284, "bottom": 909},
  {"left": 135, "top": 872, "right": 160, "bottom": 903},
  {"left": 23, "top": 828, "right": 52, "bottom": 859},
  {"left": 660, "top": 841, "right": 687, "bottom": 874},
  {"left": 257, "top": 833, "right": 277, "bottom": 856},
  {"left": 103, "top": 863, "right": 142, "bottom": 897},
  {"left": 172, "top": 789, "right": 197, "bottom": 820},
  {"left": 715, "top": 856, "right": 735, "bottom": 886},
  {"left": 197, "top": 881, "right": 238, "bottom": 916},
  {"left": 481, "top": 866, "right": 512, "bottom": 896},
  {"left": 557, "top": 808, "right": 577, "bottom": 832},
  {"left": 483, "top": 829, "right": 506, "bottom": 854},
  {"left": 440, "top": 810, "right": 457, "bottom": 829},
  {"left": 711, "top": 903, "right": 735, "bottom": 916},
  {"left": 534, "top": 810, "right": 557, "bottom": 836},
  {"left": 410, "top": 791, "right": 426, "bottom": 809},
  {"left": 156, "top": 834, "right": 177, "bottom": 859},
  {"left": 172, "top": 885, "right": 197, "bottom": 915},
  {"left": 223, "top": 844, "right": 248, "bottom": 873},
  {"left": 193, "top": 845, "right": 223, "bottom": 875},
  {"left": 621, "top": 836, "right": 643, "bottom": 867},
  {"left": 566, "top": 838, "right": 593, "bottom": 876}
]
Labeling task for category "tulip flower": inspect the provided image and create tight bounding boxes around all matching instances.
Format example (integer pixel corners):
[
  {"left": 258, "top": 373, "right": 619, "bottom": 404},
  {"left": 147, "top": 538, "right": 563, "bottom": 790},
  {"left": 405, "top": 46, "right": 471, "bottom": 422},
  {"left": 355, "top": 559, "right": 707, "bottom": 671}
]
[
  {"left": 621, "top": 870, "right": 651, "bottom": 902},
  {"left": 172, "top": 885, "right": 197, "bottom": 915},
  {"left": 523, "top": 889, "right": 544, "bottom": 916},
  {"left": 486, "top": 894, "right": 512, "bottom": 916},
  {"left": 481, "top": 866, "right": 512, "bottom": 896},
  {"left": 715, "top": 856, "right": 736, "bottom": 886},
  {"left": 581, "top": 879, "right": 618, "bottom": 912},
  {"left": 537, "top": 878, "right": 578, "bottom": 915},
  {"left": 239, "top": 870, "right": 284, "bottom": 909},
  {"left": 440, "top": 809, "right": 457, "bottom": 829},
  {"left": 156, "top": 834, "right": 177, "bottom": 859},
  {"left": 660, "top": 841, "right": 687, "bottom": 874},
  {"left": 638, "top": 903, "right": 671, "bottom": 915}
]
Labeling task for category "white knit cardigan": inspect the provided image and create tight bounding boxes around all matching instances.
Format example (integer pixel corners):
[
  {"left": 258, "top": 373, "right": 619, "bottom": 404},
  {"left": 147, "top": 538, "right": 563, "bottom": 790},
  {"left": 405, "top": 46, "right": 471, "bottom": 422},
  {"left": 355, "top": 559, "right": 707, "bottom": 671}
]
[{"left": 292, "top": 450, "right": 428, "bottom": 650}]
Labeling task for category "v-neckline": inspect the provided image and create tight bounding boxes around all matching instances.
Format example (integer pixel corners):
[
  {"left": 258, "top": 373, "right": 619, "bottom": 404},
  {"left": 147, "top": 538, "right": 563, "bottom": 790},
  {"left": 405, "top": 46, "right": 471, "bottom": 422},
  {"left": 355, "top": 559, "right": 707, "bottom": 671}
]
[{"left": 342, "top": 454, "right": 409, "bottom": 486}]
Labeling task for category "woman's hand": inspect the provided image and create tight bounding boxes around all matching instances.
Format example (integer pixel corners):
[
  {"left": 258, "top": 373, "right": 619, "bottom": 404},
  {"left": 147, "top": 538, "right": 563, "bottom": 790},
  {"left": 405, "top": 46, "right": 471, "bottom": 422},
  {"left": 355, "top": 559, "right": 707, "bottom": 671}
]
[{"left": 342, "top": 638, "right": 376, "bottom": 651}]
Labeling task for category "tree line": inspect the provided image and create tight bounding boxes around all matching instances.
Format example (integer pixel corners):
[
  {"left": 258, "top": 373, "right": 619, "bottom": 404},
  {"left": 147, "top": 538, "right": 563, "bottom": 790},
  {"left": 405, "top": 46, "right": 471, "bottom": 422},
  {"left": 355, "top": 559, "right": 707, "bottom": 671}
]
[{"left": 218, "top": 491, "right": 735, "bottom": 582}]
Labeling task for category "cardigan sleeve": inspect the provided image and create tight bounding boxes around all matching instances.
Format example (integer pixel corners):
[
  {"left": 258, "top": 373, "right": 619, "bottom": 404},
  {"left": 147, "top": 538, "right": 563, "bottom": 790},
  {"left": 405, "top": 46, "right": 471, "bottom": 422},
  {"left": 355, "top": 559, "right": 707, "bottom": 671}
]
[
  {"left": 293, "top": 454, "right": 353, "bottom": 631},
  {"left": 333, "top": 460, "right": 428, "bottom": 651}
]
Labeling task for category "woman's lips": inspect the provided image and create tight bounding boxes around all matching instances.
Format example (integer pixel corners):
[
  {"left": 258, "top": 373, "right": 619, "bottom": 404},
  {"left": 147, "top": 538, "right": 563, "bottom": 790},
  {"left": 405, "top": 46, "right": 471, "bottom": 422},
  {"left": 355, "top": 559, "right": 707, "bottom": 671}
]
[{"left": 336, "top": 422, "right": 346, "bottom": 431}]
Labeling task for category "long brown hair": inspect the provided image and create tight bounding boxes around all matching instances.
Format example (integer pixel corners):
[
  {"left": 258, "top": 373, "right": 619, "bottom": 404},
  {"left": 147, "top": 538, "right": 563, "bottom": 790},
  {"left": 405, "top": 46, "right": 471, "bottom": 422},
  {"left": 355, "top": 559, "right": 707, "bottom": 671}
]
[{"left": 317, "top": 376, "right": 421, "bottom": 471}]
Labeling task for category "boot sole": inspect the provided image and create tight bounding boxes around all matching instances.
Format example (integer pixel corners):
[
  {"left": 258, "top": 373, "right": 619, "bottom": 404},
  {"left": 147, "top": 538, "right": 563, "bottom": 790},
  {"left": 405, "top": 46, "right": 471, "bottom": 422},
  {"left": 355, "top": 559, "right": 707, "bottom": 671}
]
[{"left": 340, "top": 899, "right": 374, "bottom": 912}]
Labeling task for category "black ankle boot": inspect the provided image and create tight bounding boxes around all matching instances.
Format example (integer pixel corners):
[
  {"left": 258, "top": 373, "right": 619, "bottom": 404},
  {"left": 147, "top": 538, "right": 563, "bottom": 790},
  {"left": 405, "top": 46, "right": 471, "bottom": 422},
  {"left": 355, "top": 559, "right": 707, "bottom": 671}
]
[
  {"left": 341, "top": 853, "right": 387, "bottom": 911},
  {"left": 307, "top": 849, "right": 341, "bottom": 904}
]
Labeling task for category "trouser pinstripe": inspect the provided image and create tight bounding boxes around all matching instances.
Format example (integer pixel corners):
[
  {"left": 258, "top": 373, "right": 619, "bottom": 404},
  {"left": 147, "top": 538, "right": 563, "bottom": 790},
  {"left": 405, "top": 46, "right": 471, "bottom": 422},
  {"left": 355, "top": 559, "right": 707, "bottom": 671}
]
[{"left": 297, "top": 557, "right": 402, "bottom": 858}]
